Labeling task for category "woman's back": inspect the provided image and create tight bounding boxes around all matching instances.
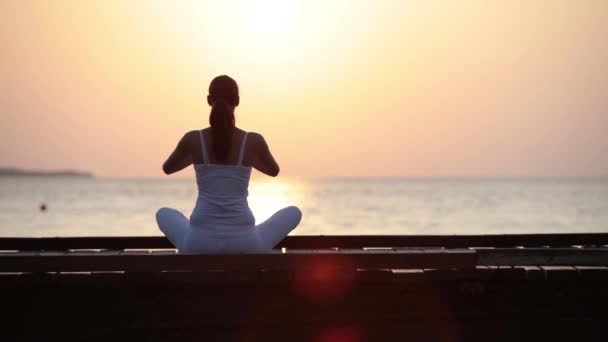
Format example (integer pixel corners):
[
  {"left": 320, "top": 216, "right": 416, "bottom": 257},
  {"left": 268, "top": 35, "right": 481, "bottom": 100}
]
[
  {"left": 163, "top": 127, "right": 280, "bottom": 177},
  {"left": 190, "top": 129, "right": 255, "bottom": 229}
]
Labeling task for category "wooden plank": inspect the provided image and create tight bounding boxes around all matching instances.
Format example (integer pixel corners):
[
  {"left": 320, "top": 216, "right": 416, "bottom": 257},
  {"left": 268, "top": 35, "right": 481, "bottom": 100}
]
[
  {"left": 393, "top": 247, "right": 424, "bottom": 251},
  {"left": 39, "top": 251, "right": 66, "bottom": 256},
  {"left": 126, "top": 269, "right": 257, "bottom": 283},
  {"left": 362, "top": 247, "right": 396, "bottom": 252},
  {"left": 423, "top": 267, "right": 483, "bottom": 281},
  {"left": 286, "top": 249, "right": 340, "bottom": 254},
  {"left": 540, "top": 266, "right": 580, "bottom": 280},
  {"left": 495, "top": 266, "right": 527, "bottom": 280},
  {"left": 5, "top": 247, "right": 601, "bottom": 273},
  {"left": 517, "top": 266, "right": 544, "bottom": 280},
  {"left": 477, "top": 248, "right": 608, "bottom": 266},
  {"left": 0, "top": 251, "right": 38, "bottom": 256},
  {"left": 279, "top": 234, "right": 608, "bottom": 249},
  {"left": 472, "top": 266, "right": 496, "bottom": 280},
  {"left": 120, "top": 249, "right": 151, "bottom": 255},
  {"left": 573, "top": 266, "right": 608, "bottom": 280},
  {"left": 391, "top": 269, "right": 425, "bottom": 283},
  {"left": 150, "top": 249, "right": 178, "bottom": 255},
  {"left": 3, "top": 246, "right": 606, "bottom": 274},
  {"left": 0, "top": 249, "right": 477, "bottom": 273},
  {"left": 333, "top": 248, "right": 477, "bottom": 269},
  {"left": 2, "top": 233, "right": 608, "bottom": 250},
  {"left": 96, "top": 250, "right": 122, "bottom": 256},
  {"left": 89, "top": 271, "right": 125, "bottom": 281},
  {"left": 355, "top": 269, "right": 393, "bottom": 283},
  {"left": 423, "top": 268, "right": 465, "bottom": 281},
  {"left": 67, "top": 249, "right": 105, "bottom": 256},
  {"left": 156, "top": 270, "right": 226, "bottom": 283}
]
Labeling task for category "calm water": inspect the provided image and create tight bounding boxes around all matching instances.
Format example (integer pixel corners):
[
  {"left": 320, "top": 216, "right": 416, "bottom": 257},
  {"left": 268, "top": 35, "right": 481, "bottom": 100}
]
[{"left": 0, "top": 177, "right": 606, "bottom": 237}]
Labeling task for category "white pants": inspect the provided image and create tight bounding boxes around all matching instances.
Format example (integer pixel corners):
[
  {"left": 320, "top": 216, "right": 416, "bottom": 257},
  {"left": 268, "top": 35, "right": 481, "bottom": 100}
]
[{"left": 156, "top": 206, "right": 302, "bottom": 253}]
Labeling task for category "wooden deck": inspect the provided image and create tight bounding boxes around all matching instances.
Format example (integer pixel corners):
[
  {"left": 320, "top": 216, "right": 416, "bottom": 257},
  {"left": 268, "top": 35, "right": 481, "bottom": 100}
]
[
  {"left": 2, "top": 232, "right": 608, "bottom": 250},
  {"left": 1, "top": 234, "right": 607, "bottom": 341}
]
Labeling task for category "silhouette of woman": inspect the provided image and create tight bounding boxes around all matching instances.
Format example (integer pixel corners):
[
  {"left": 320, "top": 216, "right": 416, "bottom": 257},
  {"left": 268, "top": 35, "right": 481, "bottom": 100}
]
[{"left": 156, "top": 75, "right": 302, "bottom": 253}]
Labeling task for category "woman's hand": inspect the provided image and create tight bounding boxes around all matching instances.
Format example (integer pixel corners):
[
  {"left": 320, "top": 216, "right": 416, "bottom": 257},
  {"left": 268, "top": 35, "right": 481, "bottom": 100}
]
[
  {"left": 162, "top": 132, "right": 194, "bottom": 175},
  {"left": 251, "top": 133, "right": 280, "bottom": 177}
]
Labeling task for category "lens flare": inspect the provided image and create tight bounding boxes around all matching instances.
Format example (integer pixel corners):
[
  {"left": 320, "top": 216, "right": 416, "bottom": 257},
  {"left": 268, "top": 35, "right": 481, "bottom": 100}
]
[
  {"left": 315, "top": 325, "right": 362, "bottom": 342},
  {"left": 291, "top": 255, "right": 355, "bottom": 303}
]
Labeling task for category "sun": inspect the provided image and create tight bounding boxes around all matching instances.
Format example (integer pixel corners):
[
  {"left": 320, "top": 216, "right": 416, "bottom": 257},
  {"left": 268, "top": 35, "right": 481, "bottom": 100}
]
[
  {"left": 245, "top": 0, "right": 293, "bottom": 37},
  {"left": 149, "top": 0, "right": 300, "bottom": 64}
]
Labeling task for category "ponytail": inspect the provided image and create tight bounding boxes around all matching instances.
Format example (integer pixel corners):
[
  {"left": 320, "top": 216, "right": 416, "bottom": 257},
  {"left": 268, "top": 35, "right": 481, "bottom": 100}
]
[
  {"left": 208, "top": 75, "right": 239, "bottom": 162},
  {"left": 209, "top": 97, "right": 235, "bottom": 162}
]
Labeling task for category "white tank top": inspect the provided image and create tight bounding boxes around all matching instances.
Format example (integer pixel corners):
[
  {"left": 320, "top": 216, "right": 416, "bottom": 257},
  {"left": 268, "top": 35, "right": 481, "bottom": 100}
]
[{"left": 189, "top": 129, "right": 255, "bottom": 232}]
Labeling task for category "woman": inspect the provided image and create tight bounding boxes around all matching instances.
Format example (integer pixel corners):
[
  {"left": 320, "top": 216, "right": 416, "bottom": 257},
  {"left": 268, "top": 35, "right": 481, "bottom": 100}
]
[{"left": 156, "top": 75, "right": 302, "bottom": 253}]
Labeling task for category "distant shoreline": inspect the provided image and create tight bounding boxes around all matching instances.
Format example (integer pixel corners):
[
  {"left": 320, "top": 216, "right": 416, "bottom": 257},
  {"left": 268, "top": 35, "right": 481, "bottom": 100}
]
[{"left": 0, "top": 167, "right": 94, "bottom": 178}]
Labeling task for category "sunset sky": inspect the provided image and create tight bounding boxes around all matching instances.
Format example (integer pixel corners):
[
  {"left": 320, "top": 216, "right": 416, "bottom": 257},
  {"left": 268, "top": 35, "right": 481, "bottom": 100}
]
[{"left": 1, "top": 0, "right": 607, "bottom": 178}]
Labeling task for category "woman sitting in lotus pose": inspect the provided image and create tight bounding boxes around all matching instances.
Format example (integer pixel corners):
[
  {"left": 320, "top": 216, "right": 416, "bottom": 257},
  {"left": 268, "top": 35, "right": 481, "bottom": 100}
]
[{"left": 156, "top": 75, "right": 302, "bottom": 253}]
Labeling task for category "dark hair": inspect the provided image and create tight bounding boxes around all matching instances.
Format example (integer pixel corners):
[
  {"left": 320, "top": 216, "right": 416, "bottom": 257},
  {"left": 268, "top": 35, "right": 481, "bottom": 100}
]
[{"left": 208, "top": 75, "right": 239, "bottom": 162}]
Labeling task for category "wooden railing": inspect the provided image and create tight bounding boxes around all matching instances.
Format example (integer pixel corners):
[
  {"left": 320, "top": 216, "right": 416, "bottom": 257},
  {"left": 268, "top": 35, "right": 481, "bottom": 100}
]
[{"left": 1, "top": 233, "right": 607, "bottom": 250}]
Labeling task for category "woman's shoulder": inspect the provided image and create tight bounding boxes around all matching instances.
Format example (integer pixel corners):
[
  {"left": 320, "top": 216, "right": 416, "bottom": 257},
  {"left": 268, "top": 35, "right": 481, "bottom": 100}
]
[
  {"left": 243, "top": 131, "right": 268, "bottom": 149},
  {"left": 181, "top": 130, "right": 203, "bottom": 142},
  {"left": 183, "top": 128, "right": 215, "bottom": 139},
  {"left": 243, "top": 131, "right": 264, "bottom": 141},
  {"left": 181, "top": 128, "right": 266, "bottom": 145},
  {"left": 183, "top": 129, "right": 206, "bottom": 136}
]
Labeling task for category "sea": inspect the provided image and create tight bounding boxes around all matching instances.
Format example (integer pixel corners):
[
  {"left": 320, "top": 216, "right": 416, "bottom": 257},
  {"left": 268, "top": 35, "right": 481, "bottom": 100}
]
[{"left": 0, "top": 177, "right": 606, "bottom": 237}]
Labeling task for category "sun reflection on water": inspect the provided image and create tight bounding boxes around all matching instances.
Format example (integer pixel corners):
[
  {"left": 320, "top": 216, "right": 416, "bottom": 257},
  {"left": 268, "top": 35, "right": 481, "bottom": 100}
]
[{"left": 248, "top": 178, "right": 308, "bottom": 225}]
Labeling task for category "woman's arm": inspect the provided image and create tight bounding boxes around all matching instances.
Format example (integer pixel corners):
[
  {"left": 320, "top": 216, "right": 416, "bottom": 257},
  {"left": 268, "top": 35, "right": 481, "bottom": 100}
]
[
  {"left": 252, "top": 133, "right": 280, "bottom": 177},
  {"left": 162, "top": 132, "right": 193, "bottom": 175}
]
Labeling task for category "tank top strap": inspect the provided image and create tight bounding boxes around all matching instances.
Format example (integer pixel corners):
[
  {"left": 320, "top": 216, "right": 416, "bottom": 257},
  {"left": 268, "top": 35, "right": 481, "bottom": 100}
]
[
  {"left": 199, "top": 130, "right": 209, "bottom": 164},
  {"left": 237, "top": 132, "right": 248, "bottom": 166}
]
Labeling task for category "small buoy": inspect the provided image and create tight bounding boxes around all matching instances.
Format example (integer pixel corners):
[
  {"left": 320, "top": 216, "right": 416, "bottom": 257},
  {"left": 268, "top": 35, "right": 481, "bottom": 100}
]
[{"left": 39, "top": 203, "right": 47, "bottom": 212}]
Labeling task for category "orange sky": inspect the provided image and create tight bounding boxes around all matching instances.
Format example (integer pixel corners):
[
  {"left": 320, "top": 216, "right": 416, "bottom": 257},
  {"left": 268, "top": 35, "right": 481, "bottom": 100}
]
[{"left": 1, "top": 0, "right": 607, "bottom": 178}]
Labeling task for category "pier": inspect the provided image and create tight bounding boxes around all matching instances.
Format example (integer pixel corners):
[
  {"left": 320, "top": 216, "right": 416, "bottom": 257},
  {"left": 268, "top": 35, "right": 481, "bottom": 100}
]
[{"left": 1, "top": 234, "right": 607, "bottom": 341}]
